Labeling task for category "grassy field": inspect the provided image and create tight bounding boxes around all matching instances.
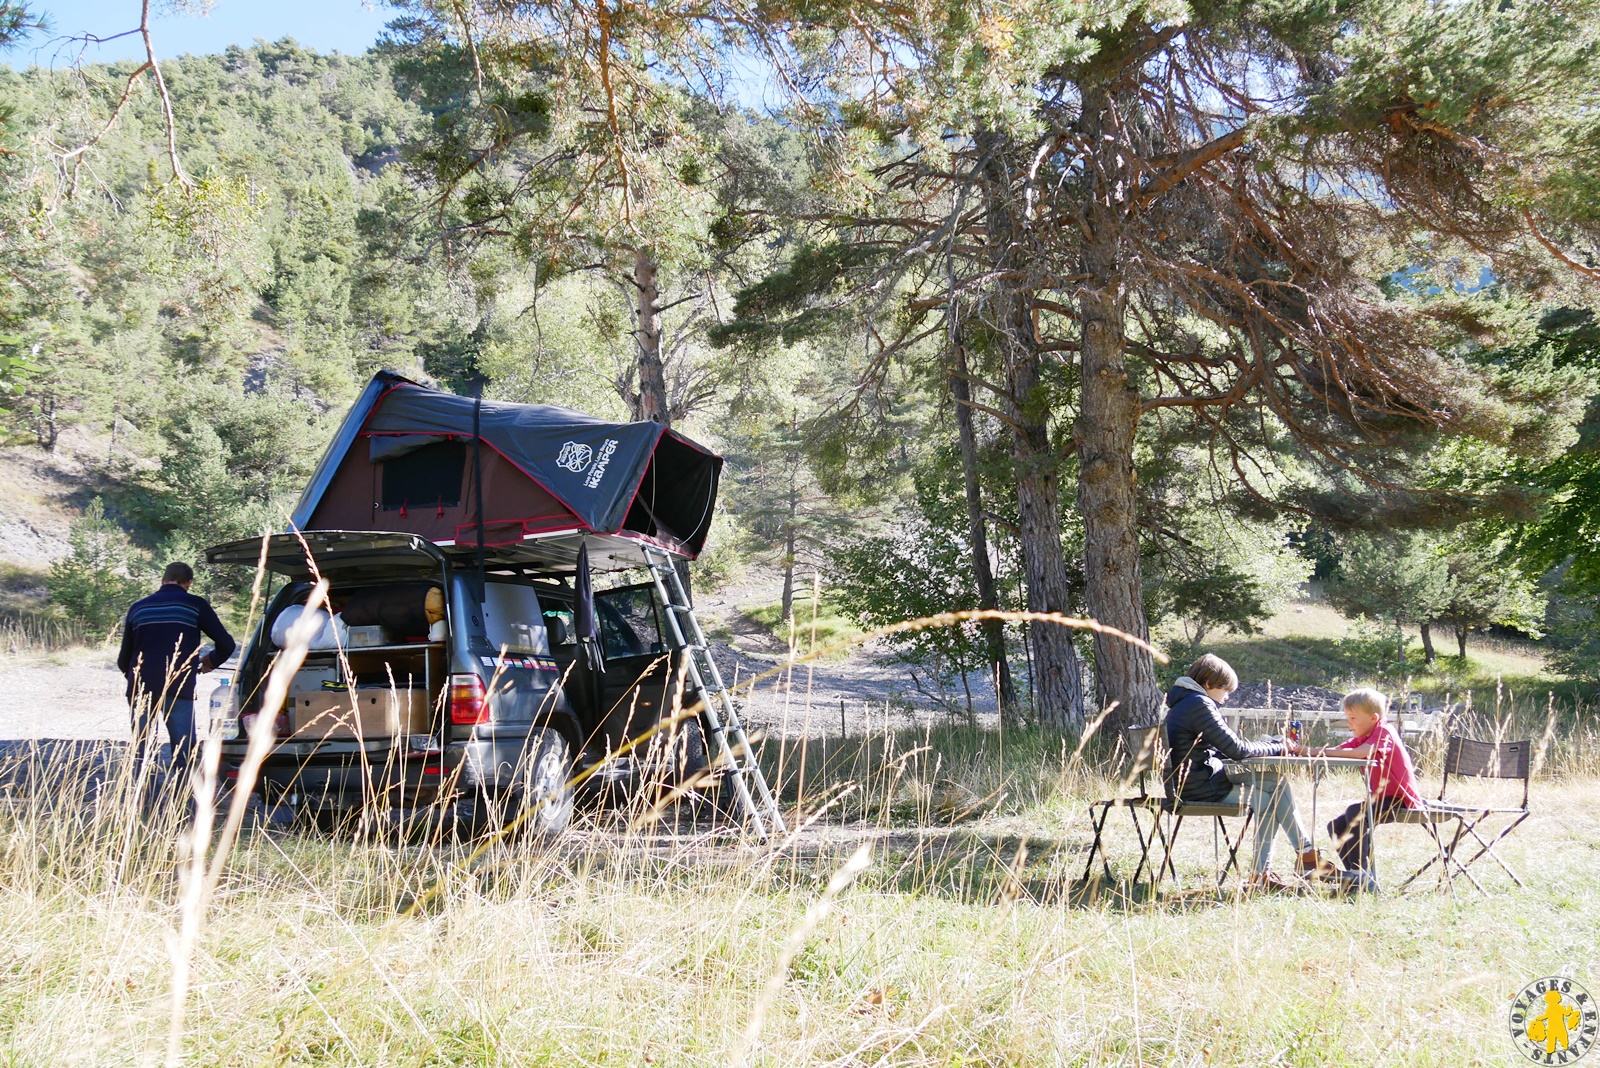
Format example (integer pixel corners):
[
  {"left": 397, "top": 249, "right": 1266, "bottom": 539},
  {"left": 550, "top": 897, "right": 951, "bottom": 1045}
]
[
  {"left": 2, "top": 692, "right": 1596, "bottom": 1067},
  {"left": 1191, "top": 592, "right": 1587, "bottom": 712},
  {"left": 740, "top": 592, "right": 867, "bottom": 660}
]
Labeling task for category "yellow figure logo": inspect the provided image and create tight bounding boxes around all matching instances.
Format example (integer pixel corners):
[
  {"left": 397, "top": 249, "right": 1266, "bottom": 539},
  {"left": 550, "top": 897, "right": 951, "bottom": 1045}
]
[
  {"left": 1530, "top": 990, "right": 1584, "bottom": 1055},
  {"left": 1510, "top": 977, "right": 1597, "bottom": 1064}
]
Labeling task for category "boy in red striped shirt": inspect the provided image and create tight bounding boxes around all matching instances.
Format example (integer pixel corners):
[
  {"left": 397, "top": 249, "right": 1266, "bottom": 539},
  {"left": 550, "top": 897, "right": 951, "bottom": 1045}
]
[{"left": 1305, "top": 688, "right": 1424, "bottom": 893}]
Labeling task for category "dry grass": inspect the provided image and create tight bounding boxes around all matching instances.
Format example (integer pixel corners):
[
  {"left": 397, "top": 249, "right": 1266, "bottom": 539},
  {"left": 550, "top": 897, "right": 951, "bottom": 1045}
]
[{"left": 2, "top": 690, "right": 1596, "bottom": 1067}]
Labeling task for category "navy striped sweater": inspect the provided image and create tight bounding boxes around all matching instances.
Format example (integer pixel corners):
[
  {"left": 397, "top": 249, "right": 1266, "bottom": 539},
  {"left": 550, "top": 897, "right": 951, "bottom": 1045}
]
[{"left": 116, "top": 584, "right": 236, "bottom": 703}]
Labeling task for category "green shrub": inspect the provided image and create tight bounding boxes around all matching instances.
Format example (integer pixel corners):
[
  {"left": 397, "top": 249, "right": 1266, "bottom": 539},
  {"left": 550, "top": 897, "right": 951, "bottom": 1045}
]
[{"left": 45, "top": 498, "right": 146, "bottom": 640}]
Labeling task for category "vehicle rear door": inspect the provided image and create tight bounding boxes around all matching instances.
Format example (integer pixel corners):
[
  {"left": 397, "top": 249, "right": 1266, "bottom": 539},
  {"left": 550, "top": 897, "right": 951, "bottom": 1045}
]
[{"left": 592, "top": 584, "right": 680, "bottom": 757}]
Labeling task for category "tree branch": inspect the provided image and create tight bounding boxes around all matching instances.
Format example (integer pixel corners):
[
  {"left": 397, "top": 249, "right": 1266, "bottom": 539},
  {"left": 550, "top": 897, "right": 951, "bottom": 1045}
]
[
  {"left": 138, "top": 0, "right": 191, "bottom": 189},
  {"left": 1133, "top": 126, "right": 1247, "bottom": 211},
  {"left": 1523, "top": 209, "right": 1600, "bottom": 284}
]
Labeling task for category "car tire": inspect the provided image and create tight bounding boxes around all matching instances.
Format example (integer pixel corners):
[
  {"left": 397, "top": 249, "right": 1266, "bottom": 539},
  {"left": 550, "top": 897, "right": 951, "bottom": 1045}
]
[
  {"left": 671, "top": 715, "right": 711, "bottom": 781},
  {"left": 516, "top": 727, "right": 574, "bottom": 836}
]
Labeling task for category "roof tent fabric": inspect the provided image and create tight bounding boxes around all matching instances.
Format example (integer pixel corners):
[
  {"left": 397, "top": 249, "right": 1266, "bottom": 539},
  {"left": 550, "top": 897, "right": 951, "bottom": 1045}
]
[{"left": 290, "top": 371, "right": 723, "bottom": 557}]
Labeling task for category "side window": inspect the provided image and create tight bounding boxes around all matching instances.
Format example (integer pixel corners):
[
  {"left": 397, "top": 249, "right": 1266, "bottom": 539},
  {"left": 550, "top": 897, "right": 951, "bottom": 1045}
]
[
  {"left": 482, "top": 581, "right": 550, "bottom": 655},
  {"left": 380, "top": 440, "right": 465, "bottom": 510},
  {"left": 595, "top": 585, "right": 665, "bottom": 660}
]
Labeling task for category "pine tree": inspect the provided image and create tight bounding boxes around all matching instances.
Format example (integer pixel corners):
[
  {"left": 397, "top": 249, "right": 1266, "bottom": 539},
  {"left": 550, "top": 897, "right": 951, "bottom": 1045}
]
[
  {"left": 1326, "top": 534, "right": 1456, "bottom": 665},
  {"left": 721, "top": 0, "right": 1600, "bottom": 734}
]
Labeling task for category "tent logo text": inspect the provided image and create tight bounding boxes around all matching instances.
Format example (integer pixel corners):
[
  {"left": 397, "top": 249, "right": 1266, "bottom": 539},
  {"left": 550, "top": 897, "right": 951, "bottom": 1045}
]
[
  {"left": 585, "top": 439, "right": 619, "bottom": 489},
  {"left": 556, "top": 441, "right": 593, "bottom": 473}
]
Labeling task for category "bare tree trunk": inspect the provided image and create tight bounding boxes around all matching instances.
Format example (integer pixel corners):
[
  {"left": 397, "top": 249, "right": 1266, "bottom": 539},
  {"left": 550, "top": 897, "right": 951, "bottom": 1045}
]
[
  {"left": 1004, "top": 337, "right": 1086, "bottom": 729},
  {"left": 779, "top": 474, "right": 798, "bottom": 622},
  {"left": 1456, "top": 626, "right": 1468, "bottom": 659},
  {"left": 632, "top": 249, "right": 670, "bottom": 425},
  {"left": 978, "top": 138, "right": 1085, "bottom": 731},
  {"left": 1419, "top": 622, "right": 1437, "bottom": 664},
  {"left": 951, "top": 333, "right": 1020, "bottom": 723},
  {"left": 1074, "top": 90, "right": 1160, "bottom": 737}
]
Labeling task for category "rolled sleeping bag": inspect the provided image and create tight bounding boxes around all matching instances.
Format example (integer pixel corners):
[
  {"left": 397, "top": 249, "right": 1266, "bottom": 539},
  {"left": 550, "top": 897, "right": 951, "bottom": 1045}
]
[
  {"left": 270, "top": 604, "right": 347, "bottom": 650},
  {"left": 340, "top": 583, "right": 443, "bottom": 636}
]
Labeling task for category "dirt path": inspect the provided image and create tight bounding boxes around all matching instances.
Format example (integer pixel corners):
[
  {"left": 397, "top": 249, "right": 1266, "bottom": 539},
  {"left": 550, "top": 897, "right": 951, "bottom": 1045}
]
[
  {"left": 0, "top": 641, "right": 971, "bottom": 743},
  {"left": 0, "top": 650, "right": 225, "bottom": 741}
]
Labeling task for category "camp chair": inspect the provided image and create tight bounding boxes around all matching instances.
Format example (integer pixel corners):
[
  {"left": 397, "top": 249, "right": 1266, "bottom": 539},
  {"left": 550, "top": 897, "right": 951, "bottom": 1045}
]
[
  {"left": 1393, "top": 736, "right": 1531, "bottom": 895},
  {"left": 1079, "top": 727, "right": 1166, "bottom": 891},
  {"left": 1152, "top": 773, "right": 1255, "bottom": 892}
]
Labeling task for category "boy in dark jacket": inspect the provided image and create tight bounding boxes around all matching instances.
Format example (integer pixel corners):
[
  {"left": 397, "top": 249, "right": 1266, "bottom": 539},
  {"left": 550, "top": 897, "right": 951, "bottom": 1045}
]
[
  {"left": 1164, "top": 653, "right": 1332, "bottom": 889},
  {"left": 117, "top": 562, "right": 236, "bottom": 796}
]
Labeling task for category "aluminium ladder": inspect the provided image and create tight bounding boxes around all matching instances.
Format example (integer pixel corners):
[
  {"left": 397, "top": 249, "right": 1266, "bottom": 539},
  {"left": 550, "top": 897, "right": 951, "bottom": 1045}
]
[{"left": 643, "top": 548, "right": 787, "bottom": 837}]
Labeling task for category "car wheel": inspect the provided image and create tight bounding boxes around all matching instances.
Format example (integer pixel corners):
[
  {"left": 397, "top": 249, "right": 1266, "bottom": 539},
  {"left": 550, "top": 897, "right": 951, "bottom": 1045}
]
[
  {"left": 517, "top": 728, "right": 574, "bottom": 836},
  {"left": 671, "top": 714, "right": 711, "bottom": 781}
]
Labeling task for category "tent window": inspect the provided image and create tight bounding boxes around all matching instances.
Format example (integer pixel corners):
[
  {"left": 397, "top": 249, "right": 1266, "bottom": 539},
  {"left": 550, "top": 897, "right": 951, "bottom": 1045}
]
[{"left": 380, "top": 440, "right": 466, "bottom": 511}]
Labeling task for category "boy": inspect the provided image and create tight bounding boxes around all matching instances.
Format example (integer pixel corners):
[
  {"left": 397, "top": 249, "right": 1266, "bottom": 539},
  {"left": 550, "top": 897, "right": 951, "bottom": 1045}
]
[{"left": 1305, "top": 688, "right": 1424, "bottom": 893}]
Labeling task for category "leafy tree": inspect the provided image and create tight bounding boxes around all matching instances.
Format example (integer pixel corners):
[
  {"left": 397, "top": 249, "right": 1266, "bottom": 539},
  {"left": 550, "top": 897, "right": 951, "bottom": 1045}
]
[
  {"left": 137, "top": 385, "right": 328, "bottom": 548},
  {"left": 1326, "top": 534, "right": 1456, "bottom": 664},
  {"left": 1542, "top": 572, "right": 1600, "bottom": 685},
  {"left": 1433, "top": 548, "right": 1546, "bottom": 659},
  {"left": 380, "top": 4, "right": 794, "bottom": 427},
  {"left": 1149, "top": 567, "right": 1271, "bottom": 655},
  {"left": 834, "top": 462, "right": 1022, "bottom": 723},
  {"left": 46, "top": 497, "right": 146, "bottom": 640},
  {"left": 1503, "top": 308, "right": 1600, "bottom": 594}
]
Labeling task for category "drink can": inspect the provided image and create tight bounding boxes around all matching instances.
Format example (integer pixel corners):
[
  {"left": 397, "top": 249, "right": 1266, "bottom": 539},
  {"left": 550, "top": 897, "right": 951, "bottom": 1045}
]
[{"left": 1288, "top": 719, "right": 1302, "bottom": 745}]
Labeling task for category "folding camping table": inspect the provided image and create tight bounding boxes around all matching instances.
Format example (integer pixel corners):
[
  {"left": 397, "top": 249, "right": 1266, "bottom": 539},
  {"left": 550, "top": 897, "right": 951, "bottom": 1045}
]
[{"left": 1231, "top": 753, "right": 1370, "bottom": 865}]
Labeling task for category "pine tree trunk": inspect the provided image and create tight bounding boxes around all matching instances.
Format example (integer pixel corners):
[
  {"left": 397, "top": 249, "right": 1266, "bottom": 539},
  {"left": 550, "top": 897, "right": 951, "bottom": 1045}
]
[
  {"left": 1074, "top": 90, "right": 1160, "bottom": 736},
  {"left": 633, "top": 249, "right": 670, "bottom": 425},
  {"left": 1005, "top": 324, "right": 1085, "bottom": 730},
  {"left": 951, "top": 333, "right": 1020, "bottom": 723},
  {"left": 779, "top": 476, "right": 798, "bottom": 622},
  {"left": 976, "top": 136, "right": 1085, "bottom": 730},
  {"left": 1456, "top": 627, "right": 1468, "bottom": 659},
  {"left": 1419, "top": 622, "right": 1437, "bottom": 664}
]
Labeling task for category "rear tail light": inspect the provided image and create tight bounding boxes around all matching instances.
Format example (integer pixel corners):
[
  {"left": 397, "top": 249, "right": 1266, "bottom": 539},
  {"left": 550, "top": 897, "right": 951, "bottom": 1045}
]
[{"left": 449, "top": 673, "right": 489, "bottom": 725}]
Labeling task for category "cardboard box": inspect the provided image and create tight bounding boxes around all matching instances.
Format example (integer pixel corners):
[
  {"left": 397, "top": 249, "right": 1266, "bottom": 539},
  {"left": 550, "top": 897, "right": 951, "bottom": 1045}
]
[{"left": 287, "top": 688, "right": 430, "bottom": 741}]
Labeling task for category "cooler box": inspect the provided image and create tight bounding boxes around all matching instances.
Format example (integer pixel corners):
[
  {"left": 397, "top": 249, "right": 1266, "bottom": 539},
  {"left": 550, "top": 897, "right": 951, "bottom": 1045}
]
[
  {"left": 346, "top": 625, "right": 388, "bottom": 648},
  {"left": 287, "top": 688, "right": 430, "bottom": 740}
]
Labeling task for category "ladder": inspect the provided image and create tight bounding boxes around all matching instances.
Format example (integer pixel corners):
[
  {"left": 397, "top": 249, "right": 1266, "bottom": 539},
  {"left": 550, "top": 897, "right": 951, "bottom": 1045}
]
[{"left": 643, "top": 548, "right": 786, "bottom": 837}]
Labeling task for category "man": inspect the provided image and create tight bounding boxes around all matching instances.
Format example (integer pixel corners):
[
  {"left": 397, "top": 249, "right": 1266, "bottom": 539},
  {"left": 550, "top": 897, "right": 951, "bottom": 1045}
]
[{"left": 117, "top": 562, "right": 236, "bottom": 795}]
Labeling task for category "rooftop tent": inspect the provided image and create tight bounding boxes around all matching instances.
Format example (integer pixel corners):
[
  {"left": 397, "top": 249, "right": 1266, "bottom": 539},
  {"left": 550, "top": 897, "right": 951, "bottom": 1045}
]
[{"left": 290, "top": 371, "right": 721, "bottom": 566}]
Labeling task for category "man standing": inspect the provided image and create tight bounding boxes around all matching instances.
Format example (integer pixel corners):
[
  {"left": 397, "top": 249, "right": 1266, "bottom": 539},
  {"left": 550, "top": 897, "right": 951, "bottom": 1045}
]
[{"left": 117, "top": 562, "right": 236, "bottom": 795}]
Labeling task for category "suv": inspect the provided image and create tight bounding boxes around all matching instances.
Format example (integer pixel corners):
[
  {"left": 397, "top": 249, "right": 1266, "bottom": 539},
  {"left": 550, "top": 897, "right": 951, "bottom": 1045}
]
[{"left": 206, "top": 530, "right": 704, "bottom": 834}]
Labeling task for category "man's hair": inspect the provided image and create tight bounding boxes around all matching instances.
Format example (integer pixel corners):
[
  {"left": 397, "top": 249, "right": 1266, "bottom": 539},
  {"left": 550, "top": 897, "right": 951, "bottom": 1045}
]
[
  {"left": 1186, "top": 653, "right": 1239, "bottom": 693},
  {"left": 1342, "top": 688, "right": 1389, "bottom": 719},
  {"left": 162, "top": 561, "right": 195, "bottom": 585}
]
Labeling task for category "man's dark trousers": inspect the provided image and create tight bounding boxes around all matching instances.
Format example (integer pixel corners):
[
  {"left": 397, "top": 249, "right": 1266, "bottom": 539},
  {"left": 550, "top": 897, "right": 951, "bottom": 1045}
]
[
  {"left": 118, "top": 581, "right": 235, "bottom": 803},
  {"left": 132, "top": 693, "right": 197, "bottom": 790}
]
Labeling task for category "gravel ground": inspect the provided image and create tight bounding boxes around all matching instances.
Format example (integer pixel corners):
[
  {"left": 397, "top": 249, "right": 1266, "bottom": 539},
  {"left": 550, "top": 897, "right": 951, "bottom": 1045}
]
[
  {"left": 1228, "top": 682, "right": 1348, "bottom": 710},
  {"left": 0, "top": 642, "right": 955, "bottom": 743},
  {"left": 0, "top": 650, "right": 224, "bottom": 742}
]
